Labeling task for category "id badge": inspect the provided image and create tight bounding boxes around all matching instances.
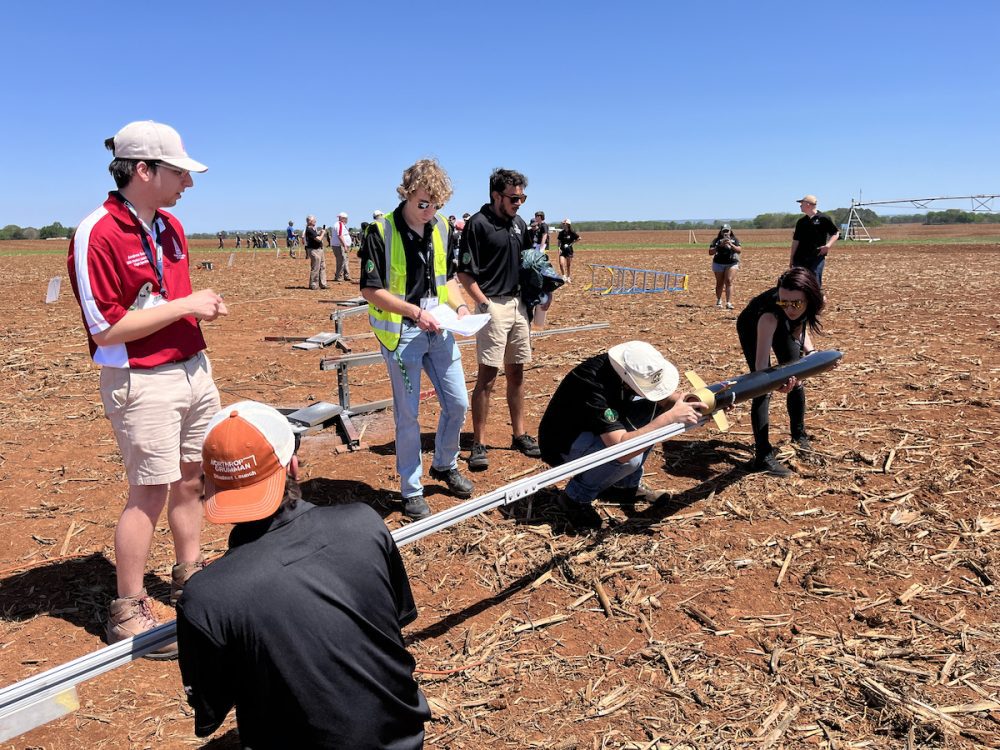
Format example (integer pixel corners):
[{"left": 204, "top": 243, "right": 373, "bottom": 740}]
[
  {"left": 420, "top": 296, "right": 439, "bottom": 310},
  {"left": 131, "top": 281, "right": 167, "bottom": 311}
]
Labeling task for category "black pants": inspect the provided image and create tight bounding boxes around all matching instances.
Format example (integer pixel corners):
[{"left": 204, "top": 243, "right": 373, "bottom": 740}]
[{"left": 736, "top": 319, "right": 806, "bottom": 457}]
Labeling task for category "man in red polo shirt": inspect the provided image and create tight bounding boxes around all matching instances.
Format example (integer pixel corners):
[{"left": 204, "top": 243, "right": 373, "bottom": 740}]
[{"left": 68, "top": 120, "right": 228, "bottom": 656}]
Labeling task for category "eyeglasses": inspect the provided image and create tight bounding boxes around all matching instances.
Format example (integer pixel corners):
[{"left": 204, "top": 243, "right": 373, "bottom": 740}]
[
  {"left": 776, "top": 299, "right": 806, "bottom": 311},
  {"left": 501, "top": 192, "right": 527, "bottom": 204},
  {"left": 417, "top": 200, "right": 444, "bottom": 210},
  {"left": 159, "top": 164, "right": 190, "bottom": 178}
]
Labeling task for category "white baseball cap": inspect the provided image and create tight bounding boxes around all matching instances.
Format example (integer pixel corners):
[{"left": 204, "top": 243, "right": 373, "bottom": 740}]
[
  {"left": 608, "top": 341, "right": 679, "bottom": 401},
  {"left": 110, "top": 120, "right": 207, "bottom": 173},
  {"left": 338, "top": 212, "right": 348, "bottom": 218}
]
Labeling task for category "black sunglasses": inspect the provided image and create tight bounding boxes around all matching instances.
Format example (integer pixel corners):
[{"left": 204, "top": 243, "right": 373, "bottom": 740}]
[
  {"left": 501, "top": 192, "right": 527, "bottom": 204},
  {"left": 417, "top": 200, "right": 444, "bottom": 210}
]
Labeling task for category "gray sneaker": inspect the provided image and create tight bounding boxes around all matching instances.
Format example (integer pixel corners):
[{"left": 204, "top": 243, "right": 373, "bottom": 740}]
[
  {"left": 468, "top": 443, "right": 489, "bottom": 471},
  {"left": 428, "top": 466, "right": 474, "bottom": 498},
  {"left": 511, "top": 433, "right": 541, "bottom": 457},
  {"left": 402, "top": 495, "right": 431, "bottom": 520}
]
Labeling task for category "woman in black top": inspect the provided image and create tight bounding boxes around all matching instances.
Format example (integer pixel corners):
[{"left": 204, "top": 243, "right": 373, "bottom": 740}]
[
  {"left": 556, "top": 219, "right": 580, "bottom": 283},
  {"left": 736, "top": 267, "right": 824, "bottom": 476},
  {"left": 709, "top": 224, "right": 741, "bottom": 309}
]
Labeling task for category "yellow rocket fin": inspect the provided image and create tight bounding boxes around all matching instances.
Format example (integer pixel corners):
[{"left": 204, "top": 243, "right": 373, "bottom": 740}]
[{"left": 684, "top": 370, "right": 729, "bottom": 432}]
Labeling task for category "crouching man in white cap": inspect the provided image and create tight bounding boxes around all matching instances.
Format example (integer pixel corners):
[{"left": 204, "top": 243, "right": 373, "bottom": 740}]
[
  {"left": 537, "top": 342, "right": 706, "bottom": 529},
  {"left": 177, "top": 401, "right": 430, "bottom": 748}
]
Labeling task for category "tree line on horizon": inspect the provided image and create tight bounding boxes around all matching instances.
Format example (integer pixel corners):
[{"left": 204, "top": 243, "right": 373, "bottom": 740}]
[
  {"left": 572, "top": 207, "right": 1000, "bottom": 232},
  {"left": 3, "top": 207, "right": 997, "bottom": 241}
]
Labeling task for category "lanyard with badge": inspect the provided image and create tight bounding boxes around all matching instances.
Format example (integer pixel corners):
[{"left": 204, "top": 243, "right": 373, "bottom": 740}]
[{"left": 118, "top": 193, "right": 169, "bottom": 308}]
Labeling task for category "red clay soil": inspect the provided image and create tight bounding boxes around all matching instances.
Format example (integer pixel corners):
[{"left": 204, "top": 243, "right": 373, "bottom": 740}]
[{"left": 1, "top": 227, "right": 998, "bottom": 749}]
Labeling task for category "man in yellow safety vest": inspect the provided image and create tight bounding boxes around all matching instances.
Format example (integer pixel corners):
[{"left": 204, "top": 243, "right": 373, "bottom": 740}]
[{"left": 358, "top": 159, "right": 475, "bottom": 520}]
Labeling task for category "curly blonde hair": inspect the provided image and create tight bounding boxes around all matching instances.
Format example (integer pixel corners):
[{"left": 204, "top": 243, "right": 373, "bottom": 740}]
[{"left": 396, "top": 159, "right": 453, "bottom": 205}]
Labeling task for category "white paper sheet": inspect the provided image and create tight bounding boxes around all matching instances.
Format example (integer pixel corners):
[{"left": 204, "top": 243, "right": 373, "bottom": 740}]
[{"left": 426, "top": 304, "right": 490, "bottom": 337}]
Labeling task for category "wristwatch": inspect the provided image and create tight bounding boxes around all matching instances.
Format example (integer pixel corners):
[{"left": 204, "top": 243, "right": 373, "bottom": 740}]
[{"left": 477, "top": 301, "right": 490, "bottom": 314}]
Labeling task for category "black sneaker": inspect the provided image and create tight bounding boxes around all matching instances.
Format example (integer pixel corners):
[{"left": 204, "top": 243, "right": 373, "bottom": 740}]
[
  {"left": 428, "top": 466, "right": 474, "bottom": 498},
  {"left": 602, "top": 483, "right": 668, "bottom": 505},
  {"left": 555, "top": 493, "right": 603, "bottom": 529},
  {"left": 751, "top": 450, "right": 794, "bottom": 477},
  {"left": 402, "top": 495, "right": 431, "bottom": 520},
  {"left": 792, "top": 435, "right": 813, "bottom": 452},
  {"left": 511, "top": 433, "right": 541, "bottom": 457},
  {"left": 468, "top": 443, "right": 489, "bottom": 471}
]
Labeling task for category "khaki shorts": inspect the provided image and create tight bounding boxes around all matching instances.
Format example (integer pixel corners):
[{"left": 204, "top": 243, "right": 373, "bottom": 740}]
[
  {"left": 100, "top": 351, "right": 221, "bottom": 486},
  {"left": 476, "top": 296, "right": 532, "bottom": 368}
]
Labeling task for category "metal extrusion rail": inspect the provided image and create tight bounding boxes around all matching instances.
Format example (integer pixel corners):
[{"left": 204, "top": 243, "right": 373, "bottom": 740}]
[
  {"left": 0, "top": 350, "right": 843, "bottom": 741},
  {"left": 0, "top": 419, "right": 700, "bottom": 741}
]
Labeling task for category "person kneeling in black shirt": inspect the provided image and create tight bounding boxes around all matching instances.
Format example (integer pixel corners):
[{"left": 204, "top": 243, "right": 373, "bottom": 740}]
[
  {"left": 177, "top": 401, "right": 429, "bottom": 750},
  {"left": 537, "top": 342, "right": 705, "bottom": 529}
]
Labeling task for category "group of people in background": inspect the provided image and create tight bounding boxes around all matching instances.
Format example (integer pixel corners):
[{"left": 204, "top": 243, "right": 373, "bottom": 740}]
[{"left": 65, "top": 119, "right": 838, "bottom": 748}]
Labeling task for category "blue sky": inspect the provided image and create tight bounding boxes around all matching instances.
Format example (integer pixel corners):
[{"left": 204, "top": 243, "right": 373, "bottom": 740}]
[{"left": 2, "top": 1, "right": 996, "bottom": 232}]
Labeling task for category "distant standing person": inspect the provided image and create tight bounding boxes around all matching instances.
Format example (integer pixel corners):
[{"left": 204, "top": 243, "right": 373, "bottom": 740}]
[
  {"left": 67, "top": 120, "right": 226, "bottom": 654},
  {"left": 532, "top": 211, "right": 549, "bottom": 252},
  {"left": 235, "top": 233, "right": 242, "bottom": 249},
  {"left": 736, "top": 267, "right": 824, "bottom": 477},
  {"left": 709, "top": 223, "right": 741, "bottom": 309},
  {"left": 305, "top": 215, "right": 328, "bottom": 290},
  {"left": 457, "top": 168, "right": 540, "bottom": 470},
  {"left": 334, "top": 211, "right": 353, "bottom": 281},
  {"left": 359, "top": 159, "right": 474, "bottom": 519},
  {"left": 790, "top": 195, "right": 839, "bottom": 286},
  {"left": 286, "top": 221, "right": 296, "bottom": 258},
  {"left": 216, "top": 232, "right": 224, "bottom": 249},
  {"left": 556, "top": 219, "right": 580, "bottom": 283}
]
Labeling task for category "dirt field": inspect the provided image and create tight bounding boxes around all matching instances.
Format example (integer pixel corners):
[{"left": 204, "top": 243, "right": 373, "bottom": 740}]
[{"left": 2, "top": 226, "right": 998, "bottom": 749}]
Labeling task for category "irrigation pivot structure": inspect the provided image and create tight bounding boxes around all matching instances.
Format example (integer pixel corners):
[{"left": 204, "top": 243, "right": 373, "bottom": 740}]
[{"left": 844, "top": 194, "right": 999, "bottom": 242}]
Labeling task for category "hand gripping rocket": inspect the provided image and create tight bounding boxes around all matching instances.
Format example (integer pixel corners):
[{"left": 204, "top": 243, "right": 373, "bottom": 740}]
[{"left": 684, "top": 350, "right": 843, "bottom": 432}]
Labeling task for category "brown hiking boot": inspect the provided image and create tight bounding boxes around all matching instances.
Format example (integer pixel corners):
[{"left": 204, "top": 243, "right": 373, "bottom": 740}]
[
  {"left": 171, "top": 558, "right": 206, "bottom": 605},
  {"left": 106, "top": 590, "right": 178, "bottom": 660}
]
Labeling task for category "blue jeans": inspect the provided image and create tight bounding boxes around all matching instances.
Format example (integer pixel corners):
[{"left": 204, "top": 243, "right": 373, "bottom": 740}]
[
  {"left": 382, "top": 323, "right": 468, "bottom": 499},
  {"left": 562, "top": 432, "right": 649, "bottom": 505},
  {"left": 807, "top": 257, "right": 825, "bottom": 287}
]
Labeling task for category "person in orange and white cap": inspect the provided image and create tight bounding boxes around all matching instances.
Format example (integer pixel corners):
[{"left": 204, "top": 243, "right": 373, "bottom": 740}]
[
  {"left": 177, "top": 400, "right": 430, "bottom": 748},
  {"left": 67, "top": 120, "right": 226, "bottom": 657},
  {"left": 333, "top": 211, "right": 353, "bottom": 281}
]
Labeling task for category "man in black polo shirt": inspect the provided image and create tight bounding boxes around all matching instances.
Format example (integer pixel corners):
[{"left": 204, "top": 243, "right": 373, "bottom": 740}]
[
  {"left": 457, "top": 167, "right": 540, "bottom": 471},
  {"left": 790, "top": 194, "right": 839, "bottom": 286},
  {"left": 537, "top": 342, "right": 704, "bottom": 529},
  {"left": 177, "top": 400, "right": 429, "bottom": 749}
]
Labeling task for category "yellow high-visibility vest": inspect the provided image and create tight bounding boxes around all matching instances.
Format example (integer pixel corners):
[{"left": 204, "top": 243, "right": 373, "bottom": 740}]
[{"left": 368, "top": 212, "right": 451, "bottom": 351}]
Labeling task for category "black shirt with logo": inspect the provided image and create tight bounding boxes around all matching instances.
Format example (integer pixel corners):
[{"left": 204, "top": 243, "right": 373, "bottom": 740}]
[
  {"left": 538, "top": 353, "right": 656, "bottom": 466},
  {"left": 358, "top": 203, "right": 457, "bottom": 313},
  {"left": 792, "top": 212, "right": 838, "bottom": 267},
  {"left": 457, "top": 203, "right": 532, "bottom": 298},
  {"left": 177, "top": 497, "right": 429, "bottom": 749}
]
